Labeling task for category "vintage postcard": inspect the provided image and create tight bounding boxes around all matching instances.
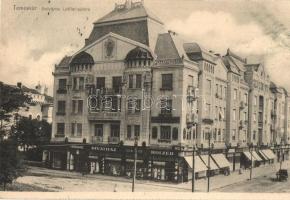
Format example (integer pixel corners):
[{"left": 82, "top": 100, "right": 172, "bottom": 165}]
[{"left": 1, "top": 0, "right": 290, "bottom": 199}]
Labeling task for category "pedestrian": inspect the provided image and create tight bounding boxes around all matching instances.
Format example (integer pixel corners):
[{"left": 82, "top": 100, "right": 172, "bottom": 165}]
[{"left": 113, "top": 184, "right": 117, "bottom": 192}]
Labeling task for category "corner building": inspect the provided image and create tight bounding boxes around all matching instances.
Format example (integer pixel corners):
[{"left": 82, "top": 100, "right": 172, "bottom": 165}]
[{"left": 43, "top": 0, "right": 290, "bottom": 182}]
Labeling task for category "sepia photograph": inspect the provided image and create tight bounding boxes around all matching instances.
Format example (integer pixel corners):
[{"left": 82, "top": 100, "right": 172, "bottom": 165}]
[{"left": 1, "top": 0, "right": 290, "bottom": 199}]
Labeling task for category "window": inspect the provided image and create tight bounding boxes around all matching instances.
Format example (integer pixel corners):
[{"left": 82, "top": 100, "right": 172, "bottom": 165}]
[
  {"left": 224, "top": 86, "right": 227, "bottom": 98},
  {"left": 206, "top": 79, "right": 211, "bottom": 94},
  {"left": 193, "top": 129, "right": 196, "bottom": 139},
  {"left": 253, "top": 113, "right": 256, "bottom": 121},
  {"left": 72, "top": 100, "right": 77, "bottom": 113},
  {"left": 56, "top": 123, "right": 65, "bottom": 136},
  {"left": 58, "top": 79, "right": 67, "bottom": 91},
  {"left": 243, "top": 112, "right": 247, "bottom": 121},
  {"left": 188, "top": 75, "right": 194, "bottom": 86},
  {"left": 205, "top": 103, "right": 211, "bottom": 117},
  {"left": 220, "top": 85, "right": 223, "bottom": 97},
  {"left": 253, "top": 131, "right": 256, "bottom": 140},
  {"left": 94, "top": 124, "right": 103, "bottom": 137},
  {"left": 127, "top": 97, "right": 136, "bottom": 113},
  {"left": 233, "top": 89, "right": 238, "bottom": 100},
  {"left": 135, "top": 99, "right": 141, "bottom": 113},
  {"left": 244, "top": 93, "right": 248, "bottom": 103},
  {"left": 79, "top": 77, "right": 84, "bottom": 90},
  {"left": 77, "top": 123, "right": 82, "bottom": 137},
  {"left": 254, "top": 96, "right": 257, "bottom": 105},
  {"left": 111, "top": 96, "right": 118, "bottom": 112},
  {"left": 215, "top": 84, "right": 218, "bottom": 97},
  {"left": 136, "top": 74, "right": 142, "bottom": 88},
  {"left": 172, "top": 127, "right": 178, "bottom": 140},
  {"left": 57, "top": 101, "right": 66, "bottom": 115},
  {"left": 152, "top": 127, "right": 158, "bottom": 139},
  {"left": 160, "top": 98, "right": 172, "bottom": 115},
  {"left": 78, "top": 100, "right": 83, "bottom": 114},
  {"left": 232, "top": 129, "right": 236, "bottom": 141},
  {"left": 183, "top": 129, "right": 186, "bottom": 140},
  {"left": 112, "top": 76, "right": 122, "bottom": 93},
  {"left": 160, "top": 126, "right": 171, "bottom": 140},
  {"left": 127, "top": 125, "right": 132, "bottom": 139},
  {"left": 71, "top": 123, "right": 75, "bottom": 136},
  {"left": 134, "top": 125, "right": 140, "bottom": 138},
  {"left": 73, "top": 77, "right": 77, "bottom": 90},
  {"left": 161, "top": 74, "right": 173, "bottom": 90},
  {"left": 129, "top": 75, "right": 133, "bottom": 89},
  {"left": 233, "top": 109, "right": 236, "bottom": 121},
  {"left": 96, "top": 77, "right": 105, "bottom": 89},
  {"left": 110, "top": 124, "right": 120, "bottom": 137}
]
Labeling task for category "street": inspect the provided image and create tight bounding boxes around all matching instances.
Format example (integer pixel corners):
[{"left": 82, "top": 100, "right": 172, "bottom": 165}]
[{"left": 12, "top": 160, "right": 290, "bottom": 192}]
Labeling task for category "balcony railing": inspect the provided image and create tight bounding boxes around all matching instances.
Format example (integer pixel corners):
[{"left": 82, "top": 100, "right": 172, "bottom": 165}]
[
  {"left": 108, "top": 136, "right": 120, "bottom": 143},
  {"left": 88, "top": 112, "right": 121, "bottom": 121},
  {"left": 57, "top": 89, "right": 67, "bottom": 94},
  {"left": 158, "top": 139, "right": 171, "bottom": 144},
  {"left": 91, "top": 136, "right": 103, "bottom": 143}
]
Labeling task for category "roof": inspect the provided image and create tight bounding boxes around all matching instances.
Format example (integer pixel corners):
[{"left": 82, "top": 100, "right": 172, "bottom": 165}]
[
  {"left": 154, "top": 32, "right": 189, "bottom": 61},
  {"left": 58, "top": 56, "right": 72, "bottom": 67},
  {"left": 21, "top": 85, "right": 40, "bottom": 95},
  {"left": 184, "top": 42, "right": 216, "bottom": 63},
  {"left": 125, "top": 46, "right": 153, "bottom": 61},
  {"left": 224, "top": 49, "right": 247, "bottom": 72},
  {"left": 94, "top": 1, "right": 163, "bottom": 25}
]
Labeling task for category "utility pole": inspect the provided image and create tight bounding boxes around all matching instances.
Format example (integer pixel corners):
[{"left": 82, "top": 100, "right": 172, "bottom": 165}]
[
  {"left": 132, "top": 137, "right": 138, "bottom": 192},
  {"left": 192, "top": 145, "right": 195, "bottom": 192},
  {"left": 249, "top": 144, "right": 253, "bottom": 180},
  {"left": 207, "top": 130, "right": 211, "bottom": 193}
]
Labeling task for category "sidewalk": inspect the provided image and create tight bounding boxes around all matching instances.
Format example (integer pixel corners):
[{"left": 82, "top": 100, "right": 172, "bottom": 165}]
[{"left": 24, "top": 160, "right": 290, "bottom": 192}]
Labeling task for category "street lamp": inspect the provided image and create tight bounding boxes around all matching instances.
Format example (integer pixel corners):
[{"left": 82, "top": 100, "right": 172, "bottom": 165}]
[
  {"left": 132, "top": 137, "right": 138, "bottom": 192},
  {"left": 279, "top": 142, "right": 284, "bottom": 171},
  {"left": 248, "top": 143, "right": 253, "bottom": 180}
]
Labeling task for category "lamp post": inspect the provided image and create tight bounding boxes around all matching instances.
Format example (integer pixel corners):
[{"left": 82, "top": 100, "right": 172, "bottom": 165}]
[
  {"left": 279, "top": 142, "right": 284, "bottom": 171},
  {"left": 207, "top": 130, "right": 214, "bottom": 193},
  {"left": 192, "top": 145, "right": 196, "bottom": 192},
  {"left": 132, "top": 137, "right": 138, "bottom": 192},
  {"left": 249, "top": 143, "right": 253, "bottom": 180}
]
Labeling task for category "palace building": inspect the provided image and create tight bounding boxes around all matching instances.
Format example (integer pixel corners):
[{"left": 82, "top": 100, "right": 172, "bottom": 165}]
[{"left": 43, "top": 0, "right": 290, "bottom": 182}]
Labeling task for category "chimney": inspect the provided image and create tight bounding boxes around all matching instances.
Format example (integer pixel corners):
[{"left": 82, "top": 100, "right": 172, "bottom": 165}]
[{"left": 17, "top": 82, "right": 22, "bottom": 88}]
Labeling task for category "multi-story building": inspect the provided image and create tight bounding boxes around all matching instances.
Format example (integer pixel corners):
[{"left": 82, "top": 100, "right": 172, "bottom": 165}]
[{"left": 44, "top": 0, "right": 290, "bottom": 182}]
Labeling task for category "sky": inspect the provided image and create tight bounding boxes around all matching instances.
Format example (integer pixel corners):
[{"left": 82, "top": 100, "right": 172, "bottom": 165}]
[{"left": 1, "top": 0, "right": 290, "bottom": 95}]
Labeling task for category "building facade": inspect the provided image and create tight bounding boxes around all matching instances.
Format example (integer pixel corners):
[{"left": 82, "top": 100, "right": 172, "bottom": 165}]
[{"left": 44, "top": 0, "right": 290, "bottom": 182}]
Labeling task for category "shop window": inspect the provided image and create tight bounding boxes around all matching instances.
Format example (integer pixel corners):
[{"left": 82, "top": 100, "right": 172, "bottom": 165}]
[
  {"left": 96, "top": 77, "right": 105, "bottom": 89},
  {"left": 94, "top": 124, "right": 103, "bottom": 137},
  {"left": 56, "top": 123, "right": 65, "bottom": 136},
  {"left": 160, "top": 126, "right": 171, "bottom": 140},
  {"left": 172, "top": 127, "right": 178, "bottom": 140},
  {"left": 127, "top": 125, "right": 132, "bottom": 139},
  {"left": 134, "top": 125, "right": 140, "bottom": 138},
  {"left": 161, "top": 74, "right": 173, "bottom": 90},
  {"left": 152, "top": 127, "right": 158, "bottom": 139},
  {"left": 136, "top": 74, "right": 142, "bottom": 88}
]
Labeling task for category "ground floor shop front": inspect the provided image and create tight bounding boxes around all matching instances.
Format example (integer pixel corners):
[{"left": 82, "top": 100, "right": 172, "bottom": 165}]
[{"left": 42, "top": 143, "right": 290, "bottom": 183}]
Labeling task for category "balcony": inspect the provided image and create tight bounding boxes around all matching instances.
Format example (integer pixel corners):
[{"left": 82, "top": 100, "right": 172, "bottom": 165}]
[
  {"left": 108, "top": 136, "right": 120, "bottom": 144},
  {"left": 158, "top": 139, "right": 172, "bottom": 144},
  {"left": 51, "top": 135, "right": 65, "bottom": 142},
  {"left": 91, "top": 136, "right": 103, "bottom": 144},
  {"left": 88, "top": 111, "right": 121, "bottom": 121},
  {"left": 57, "top": 89, "right": 67, "bottom": 94}
]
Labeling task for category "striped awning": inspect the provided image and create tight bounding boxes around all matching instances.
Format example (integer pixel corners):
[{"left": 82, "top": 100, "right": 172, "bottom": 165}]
[
  {"left": 261, "top": 149, "right": 276, "bottom": 160},
  {"left": 200, "top": 155, "right": 219, "bottom": 170},
  {"left": 252, "top": 151, "right": 263, "bottom": 161},
  {"left": 184, "top": 156, "right": 208, "bottom": 172},
  {"left": 211, "top": 154, "right": 231, "bottom": 168},
  {"left": 258, "top": 150, "right": 269, "bottom": 160},
  {"left": 243, "top": 151, "right": 257, "bottom": 161}
]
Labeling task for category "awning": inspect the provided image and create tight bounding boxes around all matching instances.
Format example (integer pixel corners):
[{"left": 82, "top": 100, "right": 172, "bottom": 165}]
[
  {"left": 243, "top": 151, "right": 257, "bottom": 161},
  {"left": 211, "top": 154, "right": 231, "bottom": 168},
  {"left": 184, "top": 156, "right": 208, "bottom": 172},
  {"left": 262, "top": 149, "right": 276, "bottom": 160},
  {"left": 200, "top": 155, "right": 219, "bottom": 170},
  {"left": 258, "top": 150, "right": 269, "bottom": 160},
  {"left": 252, "top": 151, "right": 263, "bottom": 161}
]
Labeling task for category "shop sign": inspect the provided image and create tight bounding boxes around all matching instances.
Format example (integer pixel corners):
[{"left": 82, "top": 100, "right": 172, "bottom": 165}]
[
  {"left": 71, "top": 145, "right": 84, "bottom": 149},
  {"left": 151, "top": 150, "right": 176, "bottom": 156},
  {"left": 91, "top": 145, "right": 118, "bottom": 152}
]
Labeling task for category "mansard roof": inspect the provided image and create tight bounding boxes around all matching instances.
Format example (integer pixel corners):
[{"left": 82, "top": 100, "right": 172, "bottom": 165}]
[
  {"left": 57, "top": 56, "right": 72, "bottom": 67},
  {"left": 94, "top": 1, "right": 163, "bottom": 25},
  {"left": 183, "top": 42, "right": 216, "bottom": 63}
]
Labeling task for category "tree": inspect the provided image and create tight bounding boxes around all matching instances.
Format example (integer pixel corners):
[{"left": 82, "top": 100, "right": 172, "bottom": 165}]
[
  {"left": 0, "top": 139, "right": 26, "bottom": 190},
  {"left": 0, "top": 83, "right": 30, "bottom": 139},
  {"left": 11, "top": 117, "right": 51, "bottom": 160}
]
